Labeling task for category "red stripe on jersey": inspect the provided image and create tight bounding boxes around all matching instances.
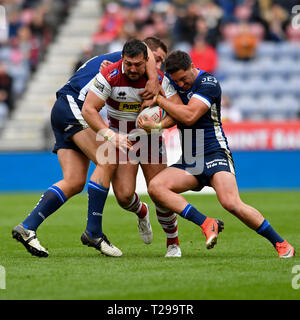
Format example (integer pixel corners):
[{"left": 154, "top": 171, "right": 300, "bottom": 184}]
[
  {"left": 108, "top": 115, "right": 136, "bottom": 132},
  {"left": 106, "top": 97, "right": 120, "bottom": 109}
]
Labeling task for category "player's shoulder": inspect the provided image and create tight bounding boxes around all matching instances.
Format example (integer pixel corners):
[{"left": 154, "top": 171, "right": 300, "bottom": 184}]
[
  {"left": 195, "top": 70, "right": 221, "bottom": 96},
  {"left": 197, "top": 71, "right": 219, "bottom": 86},
  {"left": 100, "top": 59, "right": 122, "bottom": 83},
  {"left": 157, "top": 69, "right": 165, "bottom": 83}
]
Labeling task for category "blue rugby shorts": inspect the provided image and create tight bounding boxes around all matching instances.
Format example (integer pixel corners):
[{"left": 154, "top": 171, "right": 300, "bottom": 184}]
[{"left": 171, "top": 149, "right": 235, "bottom": 191}]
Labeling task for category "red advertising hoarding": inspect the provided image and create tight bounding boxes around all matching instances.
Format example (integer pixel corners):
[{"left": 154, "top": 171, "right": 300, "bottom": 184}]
[
  {"left": 223, "top": 121, "right": 300, "bottom": 150},
  {"left": 164, "top": 121, "right": 300, "bottom": 151}
]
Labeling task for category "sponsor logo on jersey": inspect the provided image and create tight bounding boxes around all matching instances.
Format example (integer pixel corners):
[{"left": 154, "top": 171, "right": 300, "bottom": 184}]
[
  {"left": 119, "top": 102, "right": 141, "bottom": 112},
  {"left": 117, "top": 91, "right": 127, "bottom": 100},
  {"left": 108, "top": 69, "right": 119, "bottom": 79},
  {"left": 94, "top": 78, "right": 105, "bottom": 91}
]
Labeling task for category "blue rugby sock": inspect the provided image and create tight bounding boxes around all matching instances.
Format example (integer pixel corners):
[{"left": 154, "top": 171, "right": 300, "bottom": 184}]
[
  {"left": 179, "top": 204, "right": 207, "bottom": 226},
  {"left": 22, "top": 185, "right": 67, "bottom": 231},
  {"left": 86, "top": 181, "right": 109, "bottom": 238},
  {"left": 256, "top": 219, "right": 284, "bottom": 247}
]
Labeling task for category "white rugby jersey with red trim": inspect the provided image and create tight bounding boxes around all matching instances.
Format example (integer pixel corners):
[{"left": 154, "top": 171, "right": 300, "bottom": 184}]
[{"left": 89, "top": 59, "right": 177, "bottom": 123}]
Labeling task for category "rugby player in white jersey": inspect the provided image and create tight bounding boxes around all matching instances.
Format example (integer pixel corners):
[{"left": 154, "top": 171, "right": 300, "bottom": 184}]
[{"left": 81, "top": 39, "right": 183, "bottom": 258}]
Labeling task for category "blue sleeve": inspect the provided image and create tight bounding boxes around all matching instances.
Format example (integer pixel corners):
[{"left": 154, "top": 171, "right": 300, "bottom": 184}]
[{"left": 100, "top": 51, "right": 122, "bottom": 63}]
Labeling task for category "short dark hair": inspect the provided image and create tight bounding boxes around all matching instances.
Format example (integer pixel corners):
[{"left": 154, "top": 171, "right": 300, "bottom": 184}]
[
  {"left": 165, "top": 51, "right": 192, "bottom": 74},
  {"left": 122, "top": 39, "right": 148, "bottom": 60},
  {"left": 143, "top": 36, "right": 168, "bottom": 55}
]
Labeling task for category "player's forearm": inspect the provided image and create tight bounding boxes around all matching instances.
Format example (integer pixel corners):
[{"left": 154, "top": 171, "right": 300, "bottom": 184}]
[
  {"left": 82, "top": 106, "right": 108, "bottom": 133},
  {"left": 160, "top": 115, "right": 177, "bottom": 129},
  {"left": 156, "top": 95, "right": 194, "bottom": 125},
  {"left": 145, "top": 46, "right": 158, "bottom": 82}
]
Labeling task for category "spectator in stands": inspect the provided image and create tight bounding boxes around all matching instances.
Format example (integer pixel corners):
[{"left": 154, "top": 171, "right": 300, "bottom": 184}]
[
  {"left": 8, "top": 10, "right": 22, "bottom": 39},
  {"left": 173, "top": 3, "right": 199, "bottom": 45},
  {"left": 73, "top": 44, "right": 94, "bottom": 74},
  {"left": 152, "top": 10, "right": 173, "bottom": 50},
  {"left": 216, "top": 0, "right": 238, "bottom": 23},
  {"left": 29, "top": 5, "right": 52, "bottom": 54},
  {"left": 16, "top": 25, "right": 40, "bottom": 71},
  {"left": 198, "top": 0, "right": 223, "bottom": 47},
  {"left": 0, "top": 100, "right": 8, "bottom": 131},
  {"left": 189, "top": 34, "right": 218, "bottom": 74},
  {"left": 221, "top": 94, "right": 242, "bottom": 123},
  {"left": 0, "top": 61, "right": 14, "bottom": 115},
  {"left": 262, "top": 3, "right": 289, "bottom": 42},
  {"left": 92, "top": 2, "right": 124, "bottom": 45},
  {"left": 233, "top": 22, "right": 258, "bottom": 60}
]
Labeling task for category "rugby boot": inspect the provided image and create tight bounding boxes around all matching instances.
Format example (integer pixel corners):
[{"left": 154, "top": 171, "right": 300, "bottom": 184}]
[
  {"left": 12, "top": 224, "right": 49, "bottom": 257},
  {"left": 81, "top": 231, "right": 122, "bottom": 257},
  {"left": 201, "top": 218, "right": 224, "bottom": 249},
  {"left": 275, "top": 240, "right": 295, "bottom": 258},
  {"left": 137, "top": 203, "right": 153, "bottom": 244},
  {"left": 165, "top": 244, "right": 182, "bottom": 258}
]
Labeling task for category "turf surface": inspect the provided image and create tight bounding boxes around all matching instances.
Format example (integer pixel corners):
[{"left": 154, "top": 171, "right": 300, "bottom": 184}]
[{"left": 0, "top": 191, "right": 299, "bottom": 300}]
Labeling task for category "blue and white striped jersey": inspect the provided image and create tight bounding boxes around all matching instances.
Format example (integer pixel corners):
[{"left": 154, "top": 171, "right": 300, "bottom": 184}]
[{"left": 166, "top": 70, "right": 231, "bottom": 155}]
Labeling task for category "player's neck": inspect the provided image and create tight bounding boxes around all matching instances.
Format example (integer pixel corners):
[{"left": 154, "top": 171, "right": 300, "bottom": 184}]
[{"left": 192, "top": 68, "right": 200, "bottom": 82}]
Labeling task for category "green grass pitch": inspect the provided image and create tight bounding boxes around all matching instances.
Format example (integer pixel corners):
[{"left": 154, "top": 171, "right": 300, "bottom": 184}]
[{"left": 0, "top": 191, "right": 299, "bottom": 300}]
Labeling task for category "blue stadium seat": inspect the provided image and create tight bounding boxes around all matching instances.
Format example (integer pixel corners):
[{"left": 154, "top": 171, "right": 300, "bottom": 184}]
[
  {"left": 232, "top": 95, "right": 257, "bottom": 115},
  {"left": 256, "top": 42, "right": 277, "bottom": 58},
  {"left": 220, "top": 76, "right": 243, "bottom": 97},
  {"left": 217, "top": 42, "right": 234, "bottom": 58},
  {"left": 278, "top": 42, "right": 300, "bottom": 59}
]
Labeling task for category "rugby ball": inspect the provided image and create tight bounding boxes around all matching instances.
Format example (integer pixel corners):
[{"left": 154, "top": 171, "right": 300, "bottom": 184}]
[{"left": 135, "top": 106, "right": 166, "bottom": 128}]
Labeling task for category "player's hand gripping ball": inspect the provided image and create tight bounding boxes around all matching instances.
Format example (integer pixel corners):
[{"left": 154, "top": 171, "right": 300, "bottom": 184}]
[{"left": 135, "top": 106, "right": 166, "bottom": 129}]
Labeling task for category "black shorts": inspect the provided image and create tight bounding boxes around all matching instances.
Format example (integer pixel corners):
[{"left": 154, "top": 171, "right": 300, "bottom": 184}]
[
  {"left": 171, "top": 149, "right": 235, "bottom": 191},
  {"left": 51, "top": 94, "right": 87, "bottom": 154}
]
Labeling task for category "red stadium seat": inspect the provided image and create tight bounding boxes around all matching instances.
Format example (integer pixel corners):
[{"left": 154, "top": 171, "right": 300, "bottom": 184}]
[
  {"left": 222, "top": 23, "right": 264, "bottom": 43},
  {"left": 222, "top": 23, "right": 239, "bottom": 42},
  {"left": 287, "top": 24, "right": 300, "bottom": 42},
  {"left": 249, "top": 23, "right": 265, "bottom": 42}
]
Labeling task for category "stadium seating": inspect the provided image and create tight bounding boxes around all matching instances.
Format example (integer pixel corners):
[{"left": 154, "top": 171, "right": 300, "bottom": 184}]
[
  {"left": 0, "top": 0, "right": 101, "bottom": 151},
  {"left": 216, "top": 40, "right": 300, "bottom": 120}
]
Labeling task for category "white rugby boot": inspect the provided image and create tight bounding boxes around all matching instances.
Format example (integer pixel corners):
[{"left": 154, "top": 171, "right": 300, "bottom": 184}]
[
  {"left": 81, "top": 231, "right": 122, "bottom": 257},
  {"left": 165, "top": 244, "right": 182, "bottom": 258},
  {"left": 12, "top": 224, "right": 49, "bottom": 257},
  {"left": 137, "top": 203, "right": 153, "bottom": 244}
]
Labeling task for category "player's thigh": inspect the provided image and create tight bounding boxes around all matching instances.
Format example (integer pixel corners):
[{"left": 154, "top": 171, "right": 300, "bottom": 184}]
[
  {"left": 210, "top": 171, "right": 241, "bottom": 208},
  {"left": 140, "top": 163, "right": 167, "bottom": 186},
  {"left": 112, "top": 162, "right": 139, "bottom": 199},
  {"left": 149, "top": 167, "right": 199, "bottom": 194},
  {"left": 71, "top": 128, "right": 103, "bottom": 164},
  {"left": 56, "top": 148, "right": 90, "bottom": 190}
]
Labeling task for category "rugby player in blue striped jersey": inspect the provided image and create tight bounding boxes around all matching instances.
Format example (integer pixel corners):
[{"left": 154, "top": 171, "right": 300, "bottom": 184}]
[{"left": 143, "top": 51, "right": 295, "bottom": 258}]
